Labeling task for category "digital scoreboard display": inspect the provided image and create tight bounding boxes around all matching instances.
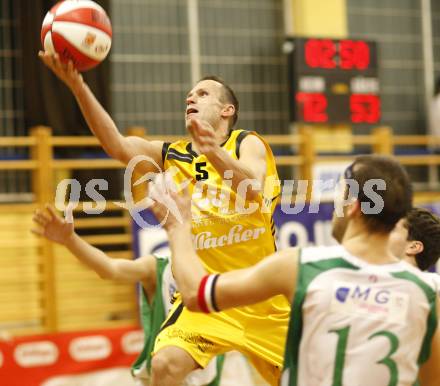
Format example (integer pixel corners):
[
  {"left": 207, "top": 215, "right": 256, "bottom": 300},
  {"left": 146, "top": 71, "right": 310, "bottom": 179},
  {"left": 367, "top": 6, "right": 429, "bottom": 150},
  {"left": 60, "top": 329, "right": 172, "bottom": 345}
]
[{"left": 287, "top": 37, "right": 381, "bottom": 124}]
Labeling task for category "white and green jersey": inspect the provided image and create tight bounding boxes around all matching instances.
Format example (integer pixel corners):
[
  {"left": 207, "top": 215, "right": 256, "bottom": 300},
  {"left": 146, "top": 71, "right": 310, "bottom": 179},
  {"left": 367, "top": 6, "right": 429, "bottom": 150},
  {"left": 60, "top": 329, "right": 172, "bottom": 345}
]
[
  {"left": 131, "top": 256, "right": 226, "bottom": 386},
  {"left": 282, "top": 246, "right": 439, "bottom": 386}
]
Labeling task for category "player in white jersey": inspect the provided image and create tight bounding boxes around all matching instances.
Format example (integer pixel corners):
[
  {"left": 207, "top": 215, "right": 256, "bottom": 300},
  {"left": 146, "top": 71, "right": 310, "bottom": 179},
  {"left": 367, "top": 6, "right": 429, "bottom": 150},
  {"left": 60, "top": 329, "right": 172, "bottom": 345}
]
[
  {"left": 150, "top": 155, "right": 440, "bottom": 386},
  {"left": 31, "top": 205, "right": 254, "bottom": 386},
  {"left": 389, "top": 207, "right": 440, "bottom": 272}
]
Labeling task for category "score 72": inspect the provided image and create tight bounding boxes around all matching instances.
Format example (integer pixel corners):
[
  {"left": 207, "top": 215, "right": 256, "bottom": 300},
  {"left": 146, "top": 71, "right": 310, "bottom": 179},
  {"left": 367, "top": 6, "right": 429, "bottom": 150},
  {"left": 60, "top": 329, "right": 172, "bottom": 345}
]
[{"left": 296, "top": 92, "right": 328, "bottom": 123}]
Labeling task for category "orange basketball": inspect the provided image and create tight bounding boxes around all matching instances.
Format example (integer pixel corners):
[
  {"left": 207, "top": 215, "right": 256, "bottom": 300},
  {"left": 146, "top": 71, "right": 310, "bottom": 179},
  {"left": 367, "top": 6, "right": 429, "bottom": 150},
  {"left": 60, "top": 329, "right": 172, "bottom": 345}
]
[{"left": 41, "top": 0, "right": 112, "bottom": 72}]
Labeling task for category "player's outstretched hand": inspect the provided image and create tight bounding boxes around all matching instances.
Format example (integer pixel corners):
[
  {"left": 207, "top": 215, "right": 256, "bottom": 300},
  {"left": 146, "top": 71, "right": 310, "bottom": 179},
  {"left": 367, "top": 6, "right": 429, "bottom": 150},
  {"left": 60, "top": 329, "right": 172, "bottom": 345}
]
[
  {"left": 38, "top": 51, "right": 84, "bottom": 92},
  {"left": 32, "top": 204, "right": 75, "bottom": 245},
  {"left": 149, "top": 174, "right": 191, "bottom": 231},
  {"left": 188, "top": 118, "right": 218, "bottom": 156}
]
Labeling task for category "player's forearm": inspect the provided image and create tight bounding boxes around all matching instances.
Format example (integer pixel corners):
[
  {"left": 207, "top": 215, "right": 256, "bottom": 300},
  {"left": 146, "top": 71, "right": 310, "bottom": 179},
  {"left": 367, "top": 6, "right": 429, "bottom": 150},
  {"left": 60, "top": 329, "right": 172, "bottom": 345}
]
[
  {"left": 167, "top": 224, "right": 206, "bottom": 308},
  {"left": 72, "top": 82, "right": 127, "bottom": 161},
  {"left": 206, "top": 147, "right": 261, "bottom": 199},
  {"left": 63, "top": 233, "right": 117, "bottom": 280}
]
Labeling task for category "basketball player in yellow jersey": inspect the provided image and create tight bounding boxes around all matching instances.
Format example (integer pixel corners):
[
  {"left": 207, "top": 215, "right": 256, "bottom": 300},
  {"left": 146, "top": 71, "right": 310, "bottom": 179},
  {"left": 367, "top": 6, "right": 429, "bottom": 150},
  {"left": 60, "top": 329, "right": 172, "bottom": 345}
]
[{"left": 39, "top": 52, "right": 289, "bottom": 386}]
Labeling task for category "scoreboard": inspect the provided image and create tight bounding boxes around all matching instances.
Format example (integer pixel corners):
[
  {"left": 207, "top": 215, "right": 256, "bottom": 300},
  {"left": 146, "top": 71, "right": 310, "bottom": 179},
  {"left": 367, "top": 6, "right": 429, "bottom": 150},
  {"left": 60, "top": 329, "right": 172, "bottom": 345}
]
[{"left": 286, "top": 37, "right": 380, "bottom": 124}]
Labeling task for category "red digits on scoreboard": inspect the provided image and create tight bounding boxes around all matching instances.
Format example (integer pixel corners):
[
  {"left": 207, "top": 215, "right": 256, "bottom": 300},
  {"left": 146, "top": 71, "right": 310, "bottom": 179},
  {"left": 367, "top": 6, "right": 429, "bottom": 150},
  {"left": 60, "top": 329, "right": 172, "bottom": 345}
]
[
  {"left": 340, "top": 40, "right": 355, "bottom": 70},
  {"left": 296, "top": 92, "right": 328, "bottom": 123},
  {"left": 350, "top": 94, "right": 380, "bottom": 123},
  {"left": 305, "top": 39, "right": 337, "bottom": 69},
  {"left": 340, "top": 40, "right": 370, "bottom": 70},
  {"left": 306, "top": 39, "right": 370, "bottom": 70}
]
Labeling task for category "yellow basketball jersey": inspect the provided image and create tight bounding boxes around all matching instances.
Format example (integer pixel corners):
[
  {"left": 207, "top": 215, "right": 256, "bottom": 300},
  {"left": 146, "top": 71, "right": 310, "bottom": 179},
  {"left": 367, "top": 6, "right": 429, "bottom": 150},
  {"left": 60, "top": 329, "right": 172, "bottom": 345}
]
[
  {"left": 162, "top": 129, "right": 280, "bottom": 274},
  {"left": 160, "top": 130, "right": 289, "bottom": 372}
]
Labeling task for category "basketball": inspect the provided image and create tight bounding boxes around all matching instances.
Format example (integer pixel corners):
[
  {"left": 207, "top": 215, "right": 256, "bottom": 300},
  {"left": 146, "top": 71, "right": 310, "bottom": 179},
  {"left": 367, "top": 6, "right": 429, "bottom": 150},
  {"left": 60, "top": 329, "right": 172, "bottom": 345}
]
[{"left": 41, "top": 0, "right": 112, "bottom": 72}]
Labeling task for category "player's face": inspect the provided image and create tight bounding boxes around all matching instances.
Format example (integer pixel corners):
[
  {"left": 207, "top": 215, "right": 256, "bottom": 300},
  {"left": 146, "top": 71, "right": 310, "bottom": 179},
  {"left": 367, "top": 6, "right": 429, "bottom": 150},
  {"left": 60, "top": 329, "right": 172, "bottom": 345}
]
[
  {"left": 388, "top": 218, "right": 410, "bottom": 258},
  {"left": 185, "top": 80, "right": 226, "bottom": 129}
]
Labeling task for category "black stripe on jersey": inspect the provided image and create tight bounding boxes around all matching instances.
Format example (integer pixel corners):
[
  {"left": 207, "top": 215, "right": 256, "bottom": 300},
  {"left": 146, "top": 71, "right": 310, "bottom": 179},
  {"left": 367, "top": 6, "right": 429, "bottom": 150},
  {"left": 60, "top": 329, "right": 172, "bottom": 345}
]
[
  {"left": 159, "top": 302, "right": 184, "bottom": 332},
  {"left": 271, "top": 218, "right": 277, "bottom": 251},
  {"left": 220, "top": 132, "right": 232, "bottom": 147},
  {"left": 162, "top": 142, "right": 171, "bottom": 164},
  {"left": 271, "top": 216, "right": 276, "bottom": 238},
  {"left": 167, "top": 153, "right": 193, "bottom": 164},
  {"left": 166, "top": 148, "right": 194, "bottom": 164},
  {"left": 235, "top": 130, "right": 250, "bottom": 158},
  {"left": 168, "top": 148, "right": 194, "bottom": 161},
  {"left": 186, "top": 143, "right": 199, "bottom": 158},
  {"left": 271, "top": 193, "right": 281, "bottom": 203}
]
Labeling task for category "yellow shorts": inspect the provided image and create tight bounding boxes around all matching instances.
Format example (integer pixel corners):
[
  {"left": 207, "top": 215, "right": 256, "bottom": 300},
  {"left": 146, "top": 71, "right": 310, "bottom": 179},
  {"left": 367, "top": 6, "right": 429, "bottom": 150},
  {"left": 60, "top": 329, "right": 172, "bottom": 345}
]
[{"left": 153, "top": 295, "right": 289, "bottom": 386}]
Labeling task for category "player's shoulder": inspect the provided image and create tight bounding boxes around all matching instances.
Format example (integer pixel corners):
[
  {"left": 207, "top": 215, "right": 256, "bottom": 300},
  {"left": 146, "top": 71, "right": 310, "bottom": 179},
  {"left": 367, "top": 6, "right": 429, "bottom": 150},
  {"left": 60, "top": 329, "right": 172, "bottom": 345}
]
[
  {"left": 168, "top": 138, "right": 190, "bottom": 147},
  {"left": 420, "top": 270, "right": 440, "bottom": 291},
  {"left": 163, "top": 140, "right": 196, "bottom": 164},
  {"left": 300, "top": 245, "right": 348, "bottom": 264},
  {"left": 392, "top": 262, "right": 440, "bottom": 295},
  {"left": 231, "top": 129, "right": 270, "bottom": 161},
  {"left": 240, "top": 132, "right": 266, "bottom": 148},
  {"left": 167, "top": 139, "right": 192, "bottom": 153},
  {"left": 434, "top": 272, "right": 440, "bottom": 288},
  {"left": 233, "top": 129, "right": 265, "bottom": 146}
]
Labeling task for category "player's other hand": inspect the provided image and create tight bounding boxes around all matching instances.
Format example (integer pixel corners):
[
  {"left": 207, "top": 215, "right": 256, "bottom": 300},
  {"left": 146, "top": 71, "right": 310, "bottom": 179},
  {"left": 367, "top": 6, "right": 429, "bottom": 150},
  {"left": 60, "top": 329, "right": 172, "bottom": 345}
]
[
  {"left": 38, "top": 51, "right": 84, "bottom": 92},
  {"left": 32, "top": 204, "right": 75, "bottom": 245},
  {"left": 149, "top": 174, "right": 192, "bottom": 231},
  {"left": 188, "top": 118, "right": 218, "bottom": 157}
]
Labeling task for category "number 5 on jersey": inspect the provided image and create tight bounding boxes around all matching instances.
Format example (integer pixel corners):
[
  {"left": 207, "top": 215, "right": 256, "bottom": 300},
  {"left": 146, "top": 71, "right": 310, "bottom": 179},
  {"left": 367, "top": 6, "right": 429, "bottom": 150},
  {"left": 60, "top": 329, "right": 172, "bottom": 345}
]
[{"left": 195, "top": 162, "right": 209, "bottom": 181}]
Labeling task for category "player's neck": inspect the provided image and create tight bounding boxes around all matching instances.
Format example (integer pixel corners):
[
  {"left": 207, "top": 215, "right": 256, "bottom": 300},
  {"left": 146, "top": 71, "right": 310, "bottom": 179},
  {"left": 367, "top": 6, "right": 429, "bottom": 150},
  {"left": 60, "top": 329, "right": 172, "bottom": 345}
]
[
  {"left": 342, "top": 225, "right": 400, "bottom": 265},
  {"left": 215, "top": 126, "right": 230, "bottom": 144},
  {"left": 403, "top": 255, "right": 417, "bottom": 268}
]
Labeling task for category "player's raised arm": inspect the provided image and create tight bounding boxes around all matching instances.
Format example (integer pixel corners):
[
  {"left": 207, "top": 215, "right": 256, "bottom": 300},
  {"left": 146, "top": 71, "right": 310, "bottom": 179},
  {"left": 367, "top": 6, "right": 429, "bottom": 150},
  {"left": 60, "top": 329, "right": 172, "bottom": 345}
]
[
  {"left": 31, "top": 204, "right": 155, "bottom": 285},
  {"left": 38, "top": 52, "right": 163, "bottom": 172},
  {"left": 150, "top": 178, "right": 297, "bottom": 312}
]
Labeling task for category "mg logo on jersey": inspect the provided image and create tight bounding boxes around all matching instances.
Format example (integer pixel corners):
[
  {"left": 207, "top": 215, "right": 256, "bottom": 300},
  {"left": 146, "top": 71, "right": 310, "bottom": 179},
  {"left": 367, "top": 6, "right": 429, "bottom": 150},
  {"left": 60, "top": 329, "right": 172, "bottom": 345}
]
[
  {"left": 332, "top": 282, "right": 409, "bottom": 324},
  {"left": 352, "top": 286, "right": 373, "bottom": 302},
  {"left": 352, "top": 286, "right": 390, "bottom": 304},
  {"left": 335, "top": 284, "right": 390, "bottom": 304},
  {"left": 335, "top": 287, "right": 350, "bottom": 303}
]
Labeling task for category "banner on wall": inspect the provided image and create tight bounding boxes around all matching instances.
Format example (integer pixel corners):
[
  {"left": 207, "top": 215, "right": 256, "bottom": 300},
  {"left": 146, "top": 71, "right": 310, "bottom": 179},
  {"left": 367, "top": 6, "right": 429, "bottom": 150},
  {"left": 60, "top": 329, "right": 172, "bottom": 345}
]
[
  {"left": 133, "top": 203, "right": 440, "bottom": 273},
  {"left": 0, "top": 327, "right": 142, "bottom": 386}
]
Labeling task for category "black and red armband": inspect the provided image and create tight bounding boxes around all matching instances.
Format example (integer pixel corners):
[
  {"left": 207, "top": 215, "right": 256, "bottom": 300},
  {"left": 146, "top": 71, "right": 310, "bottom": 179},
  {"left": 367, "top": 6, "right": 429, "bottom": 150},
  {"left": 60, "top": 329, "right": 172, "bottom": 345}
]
[{"left": 197, "top": 274, "right": 220, "bottom": 313}]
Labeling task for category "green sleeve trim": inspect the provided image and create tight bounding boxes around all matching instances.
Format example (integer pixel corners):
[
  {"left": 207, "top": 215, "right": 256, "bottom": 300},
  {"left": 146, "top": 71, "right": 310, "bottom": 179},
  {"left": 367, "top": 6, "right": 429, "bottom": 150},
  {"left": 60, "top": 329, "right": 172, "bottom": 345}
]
[{"left": 391, "top": 271, "right": 438, "bottom": 365}]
